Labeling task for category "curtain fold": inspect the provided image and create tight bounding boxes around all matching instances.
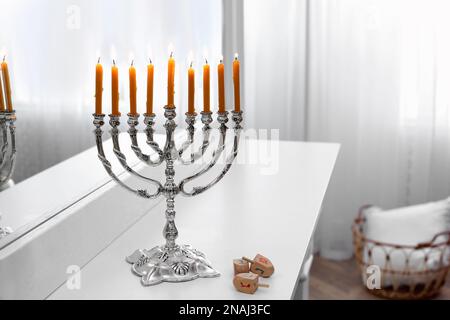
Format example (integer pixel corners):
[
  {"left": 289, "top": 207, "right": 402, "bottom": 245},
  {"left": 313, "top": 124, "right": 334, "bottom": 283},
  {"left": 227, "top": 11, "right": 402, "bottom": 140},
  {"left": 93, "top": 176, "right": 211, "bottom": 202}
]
[{"left": 243, "top": 0, "right": 308, "bottom": 140}]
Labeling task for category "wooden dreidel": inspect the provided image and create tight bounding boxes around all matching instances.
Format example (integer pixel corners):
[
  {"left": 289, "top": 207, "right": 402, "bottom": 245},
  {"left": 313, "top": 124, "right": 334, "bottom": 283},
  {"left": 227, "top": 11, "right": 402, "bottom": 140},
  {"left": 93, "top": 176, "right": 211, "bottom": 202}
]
[
  {"left": 242, "top": 254, "right": 275, "bottom": 278},
  {"left": 233, "top": 258, "right": 250, "bottom": 275},
  {"left": 233, "top": 273, "right": 269, "bottom": 294}
]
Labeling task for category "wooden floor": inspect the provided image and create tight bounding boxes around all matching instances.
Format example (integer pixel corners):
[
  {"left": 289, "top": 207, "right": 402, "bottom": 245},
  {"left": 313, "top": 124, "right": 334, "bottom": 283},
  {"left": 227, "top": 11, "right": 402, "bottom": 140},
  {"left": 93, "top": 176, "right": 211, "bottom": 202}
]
[{"left": 309, "top": 256, "right": 450, "bottom": 300}]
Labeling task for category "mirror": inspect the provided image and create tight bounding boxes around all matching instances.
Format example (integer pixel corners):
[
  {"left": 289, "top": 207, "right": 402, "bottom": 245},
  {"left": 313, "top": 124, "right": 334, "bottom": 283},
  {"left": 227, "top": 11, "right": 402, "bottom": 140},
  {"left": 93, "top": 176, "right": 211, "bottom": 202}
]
[{"left": 0, "top": 0, "right": 223, "bottom": 247}]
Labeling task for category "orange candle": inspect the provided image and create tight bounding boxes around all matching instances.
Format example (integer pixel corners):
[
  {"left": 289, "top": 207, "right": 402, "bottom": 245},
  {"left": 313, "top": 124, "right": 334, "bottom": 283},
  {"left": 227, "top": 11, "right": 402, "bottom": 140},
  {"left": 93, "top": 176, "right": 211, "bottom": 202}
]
[
  {"left": 167, "top": 53, "right": 175, "bottom": 107},
  {"left": 111, "top": 61, "right": 120, "bottom": 116},
  {"left": 188, "top": 63, "right": 195, "bottom": 114},
  {"left": 129, "top": 61, "right": 137, "bottom": 115},
  {"left": 1, "top": 57, "right": 13, "bottom": 112},
  {"left": 95, "top": 58, "right": 103, "bottom": 115},
  {"left": 146, "top": 60, "right": 154, "bottom": 115},
  {"left": 218, "top": 59, "right": 226, "bottom": 113},
  {"left": 203, "top": 60, "right": 210, "bottom": 113},
  {"left": 233, "top": 54, "right": 241, "bottom": 112},
  {"left": 0, "top": 71, "right": 4, "bottom": 112}
]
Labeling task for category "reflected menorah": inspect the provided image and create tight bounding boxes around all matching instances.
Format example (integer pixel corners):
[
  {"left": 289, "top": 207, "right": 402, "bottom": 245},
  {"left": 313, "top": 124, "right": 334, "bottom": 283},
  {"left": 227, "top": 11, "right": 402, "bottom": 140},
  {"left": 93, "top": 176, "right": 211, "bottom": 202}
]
[
  {"left": 93, "top": 106, "right": 243, "bottom": 286},
  {"left": 0, "top": 110, "right": 16, "bottom": 239}
]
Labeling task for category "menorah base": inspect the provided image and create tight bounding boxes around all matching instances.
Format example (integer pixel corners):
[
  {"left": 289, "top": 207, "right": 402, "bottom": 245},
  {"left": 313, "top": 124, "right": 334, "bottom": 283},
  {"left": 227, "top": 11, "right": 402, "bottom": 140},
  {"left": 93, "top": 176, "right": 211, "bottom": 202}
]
[
  {"left": 0, "top": 211, "right": 12, "bottom": 240},
  {"left": 0, "top": 226, "right": 12, "bottom": 239},
  {"left": 0, "top": 179, "right": 14, "bottom": 192},
  {"left": 126, "top": 244, "right": 220, "bottom": 286},
  {"left": 0, "top": 180, "right": 15, "bottom": 239}
]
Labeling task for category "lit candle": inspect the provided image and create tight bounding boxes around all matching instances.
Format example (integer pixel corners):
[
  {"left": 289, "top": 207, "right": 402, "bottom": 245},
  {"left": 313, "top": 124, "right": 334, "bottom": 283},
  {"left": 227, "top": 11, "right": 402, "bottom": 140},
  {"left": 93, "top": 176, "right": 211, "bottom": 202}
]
[
  {"left": 129, "top": 60, "right": 137, "bottom": 115},
  {"left": 203, "top": 59, "right": 210, "bottom": 113},
  {"left": 188, "top": 61, "right": 195, "bottom": 114},
  {"left": 146, "top": 59, "right": 154, "bottom": 115},
  {"left": 233, "top": 54, "right": 241, "bottom": 112},
  {"left": 95, "top": 58, "right": 103, "bottom": 115},
  {"left": 167, "top": 52, "right": 175, "bottom": 107},
  {"left": 218, "top": 57, "right": 226, "bottom": 113},
  {"left": 111, "top": 60, "right": 120, "bottom": 116},
  {"left": 1, "top": 56, "right": 13, "bottom": 112}
]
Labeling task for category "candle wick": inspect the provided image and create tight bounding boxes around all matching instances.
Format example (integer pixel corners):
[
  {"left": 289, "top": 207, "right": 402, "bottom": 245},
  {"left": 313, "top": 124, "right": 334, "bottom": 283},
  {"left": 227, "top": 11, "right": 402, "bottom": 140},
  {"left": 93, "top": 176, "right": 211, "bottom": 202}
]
[
  {"left": 131, "top": 60, "right": 134, "bottom": 66},
  {"left": 205, "top": 58, "right": 208, "bottom": 65},
  {"left": 2, "top": 55, "right": 5, "bottom": 62},
  {"left": 170, "top": 52, "right": 173, "bottom": 58},
  {"left": 190, "top": 61, "right": 193, "bottom": 68},
  {"left": 149, "top": 58, "right": 153, "bottom": 64},
  {"left": 98, "top": 57, "right": 101, "bottom": 64},
  {"left": 113, "top": 59, "right": 116, "bottom": 65}
]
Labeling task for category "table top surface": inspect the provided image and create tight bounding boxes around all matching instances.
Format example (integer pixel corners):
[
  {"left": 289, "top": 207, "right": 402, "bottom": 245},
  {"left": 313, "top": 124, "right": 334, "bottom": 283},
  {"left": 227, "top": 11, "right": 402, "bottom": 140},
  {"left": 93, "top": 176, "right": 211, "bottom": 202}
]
[{"left": 48, "top": 139, "right": 339, "bottom": 300}]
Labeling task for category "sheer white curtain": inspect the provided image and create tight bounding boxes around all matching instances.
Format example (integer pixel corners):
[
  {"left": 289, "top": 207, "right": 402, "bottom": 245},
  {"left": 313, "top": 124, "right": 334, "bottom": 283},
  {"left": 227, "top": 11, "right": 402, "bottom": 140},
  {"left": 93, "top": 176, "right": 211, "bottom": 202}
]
[
  {"left": 244, "top": 0, "right": 308, "bottom": 140},
  {"left": 0, "top": 0, "right": 222, "bottom": 182},
  {"left": 244, "top": 0, "right": 450, "bottom": 259}
]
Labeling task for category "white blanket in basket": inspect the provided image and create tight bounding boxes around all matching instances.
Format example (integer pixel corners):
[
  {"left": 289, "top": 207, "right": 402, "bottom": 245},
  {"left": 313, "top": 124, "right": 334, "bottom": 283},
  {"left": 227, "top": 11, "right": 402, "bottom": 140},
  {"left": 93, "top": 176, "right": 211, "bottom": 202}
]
[{"left": 364, "top": 198, "right": 450, "bottom": 273}]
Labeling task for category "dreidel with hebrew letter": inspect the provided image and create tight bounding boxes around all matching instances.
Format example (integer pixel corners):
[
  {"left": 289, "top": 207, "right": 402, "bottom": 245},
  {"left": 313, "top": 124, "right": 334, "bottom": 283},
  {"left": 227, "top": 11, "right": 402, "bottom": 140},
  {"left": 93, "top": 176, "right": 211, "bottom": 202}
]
[
  {"left": 233, "top": 273, "right": 269, "bottom": 294},
  {"left": 242, "top": 254, "right": 275, "bottom": 278},
  {"left": 233, "top": 258, "right": 250, "bottom": 275}
]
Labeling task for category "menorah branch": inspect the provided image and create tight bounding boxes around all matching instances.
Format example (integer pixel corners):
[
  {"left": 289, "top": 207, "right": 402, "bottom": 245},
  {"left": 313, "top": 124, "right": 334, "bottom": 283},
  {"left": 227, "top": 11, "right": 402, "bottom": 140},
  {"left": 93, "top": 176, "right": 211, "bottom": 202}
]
[
  {"left": 0, "top": 111, "right": 17, "bottom": 187},
  {"left": 179, "top": 111, "right": 242, "bottom": 197},
  {"left": 178, "top": 112, "right": 197, "bottom": 163},
  {"left": 128, "top": 113, "right": 164, "bottom": 166},
  {"left": 0, "top": 119, "right": 8, "bottom": 166},
  {"left": 110, "top": 115, "right": 163, "bottom": 193},
  {"left": 178, "top": 111, "right": 214, "bottom": 165},
  {"left": 93, "top": 114, "right": 160, "bottom": 199}
]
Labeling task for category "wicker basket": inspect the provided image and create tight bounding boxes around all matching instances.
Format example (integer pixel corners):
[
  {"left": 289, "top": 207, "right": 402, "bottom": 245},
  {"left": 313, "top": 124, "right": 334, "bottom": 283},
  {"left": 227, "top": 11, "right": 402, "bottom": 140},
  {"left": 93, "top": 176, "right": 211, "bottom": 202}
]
[{"left": 352, "top": 205, "right": 450, "bottom": 300}]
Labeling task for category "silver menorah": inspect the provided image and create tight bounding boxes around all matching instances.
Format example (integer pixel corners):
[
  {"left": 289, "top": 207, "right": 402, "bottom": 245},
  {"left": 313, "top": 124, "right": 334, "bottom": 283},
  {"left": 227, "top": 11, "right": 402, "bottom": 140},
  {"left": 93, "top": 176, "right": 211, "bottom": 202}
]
[
  {"left": 0, "top": 110, "right": 16, "bottom": 239},
  {"left": 93, "top": 106, "right": 243, "bottom": 286}
]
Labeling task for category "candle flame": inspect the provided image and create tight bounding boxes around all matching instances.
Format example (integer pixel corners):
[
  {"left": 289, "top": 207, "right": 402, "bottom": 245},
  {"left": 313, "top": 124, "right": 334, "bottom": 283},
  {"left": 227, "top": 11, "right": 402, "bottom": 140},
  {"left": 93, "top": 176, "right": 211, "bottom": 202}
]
[
  {"left": 110, "top": 46, "right": 117, "bottom": 63},
  {"left": 146, "top": 45, "right": 153, "bottom": 62},
  {"left": 95, "top": 49, "right": 101, "bottom": 61},
  {"left": 168, "top": 43, "right": 174, "bottom": 57},
  {"left": 202, "top": 47, "right": 209, "bottom": 63},
  {"left": 188, "top": 51, "right": 194, "bottom": 67},
  {"left": 128, "top": 52, "right": 135, "bottom": 66}
]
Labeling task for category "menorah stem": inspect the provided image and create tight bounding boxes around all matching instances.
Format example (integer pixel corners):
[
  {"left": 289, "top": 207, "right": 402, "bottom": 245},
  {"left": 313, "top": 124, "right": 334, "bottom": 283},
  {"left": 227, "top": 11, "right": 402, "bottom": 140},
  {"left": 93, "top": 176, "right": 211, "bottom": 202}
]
[
  {"left": 162, "top": 106, "right": 179, "bottom": 250},
  {"left": 163, "top": 158, "right": 178, "bottom": 250}
]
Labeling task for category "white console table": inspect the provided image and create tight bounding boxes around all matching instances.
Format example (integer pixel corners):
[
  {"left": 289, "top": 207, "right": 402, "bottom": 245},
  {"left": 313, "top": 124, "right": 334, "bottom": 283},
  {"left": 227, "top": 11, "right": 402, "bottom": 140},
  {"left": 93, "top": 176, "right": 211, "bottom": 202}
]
[{"left": 47, "top": 139, "right": 339, "bottom": 300}]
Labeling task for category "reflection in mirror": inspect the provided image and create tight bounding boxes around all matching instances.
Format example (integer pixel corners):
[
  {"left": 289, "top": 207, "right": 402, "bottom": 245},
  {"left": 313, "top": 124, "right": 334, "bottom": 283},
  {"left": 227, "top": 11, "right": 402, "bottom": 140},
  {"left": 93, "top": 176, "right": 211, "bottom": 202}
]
[
  {"left": 0, "top": 56, "right": 16, "bottom": 239},
  {"left": 0, "top": 0, "right": 222, "bottom": 247}
]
